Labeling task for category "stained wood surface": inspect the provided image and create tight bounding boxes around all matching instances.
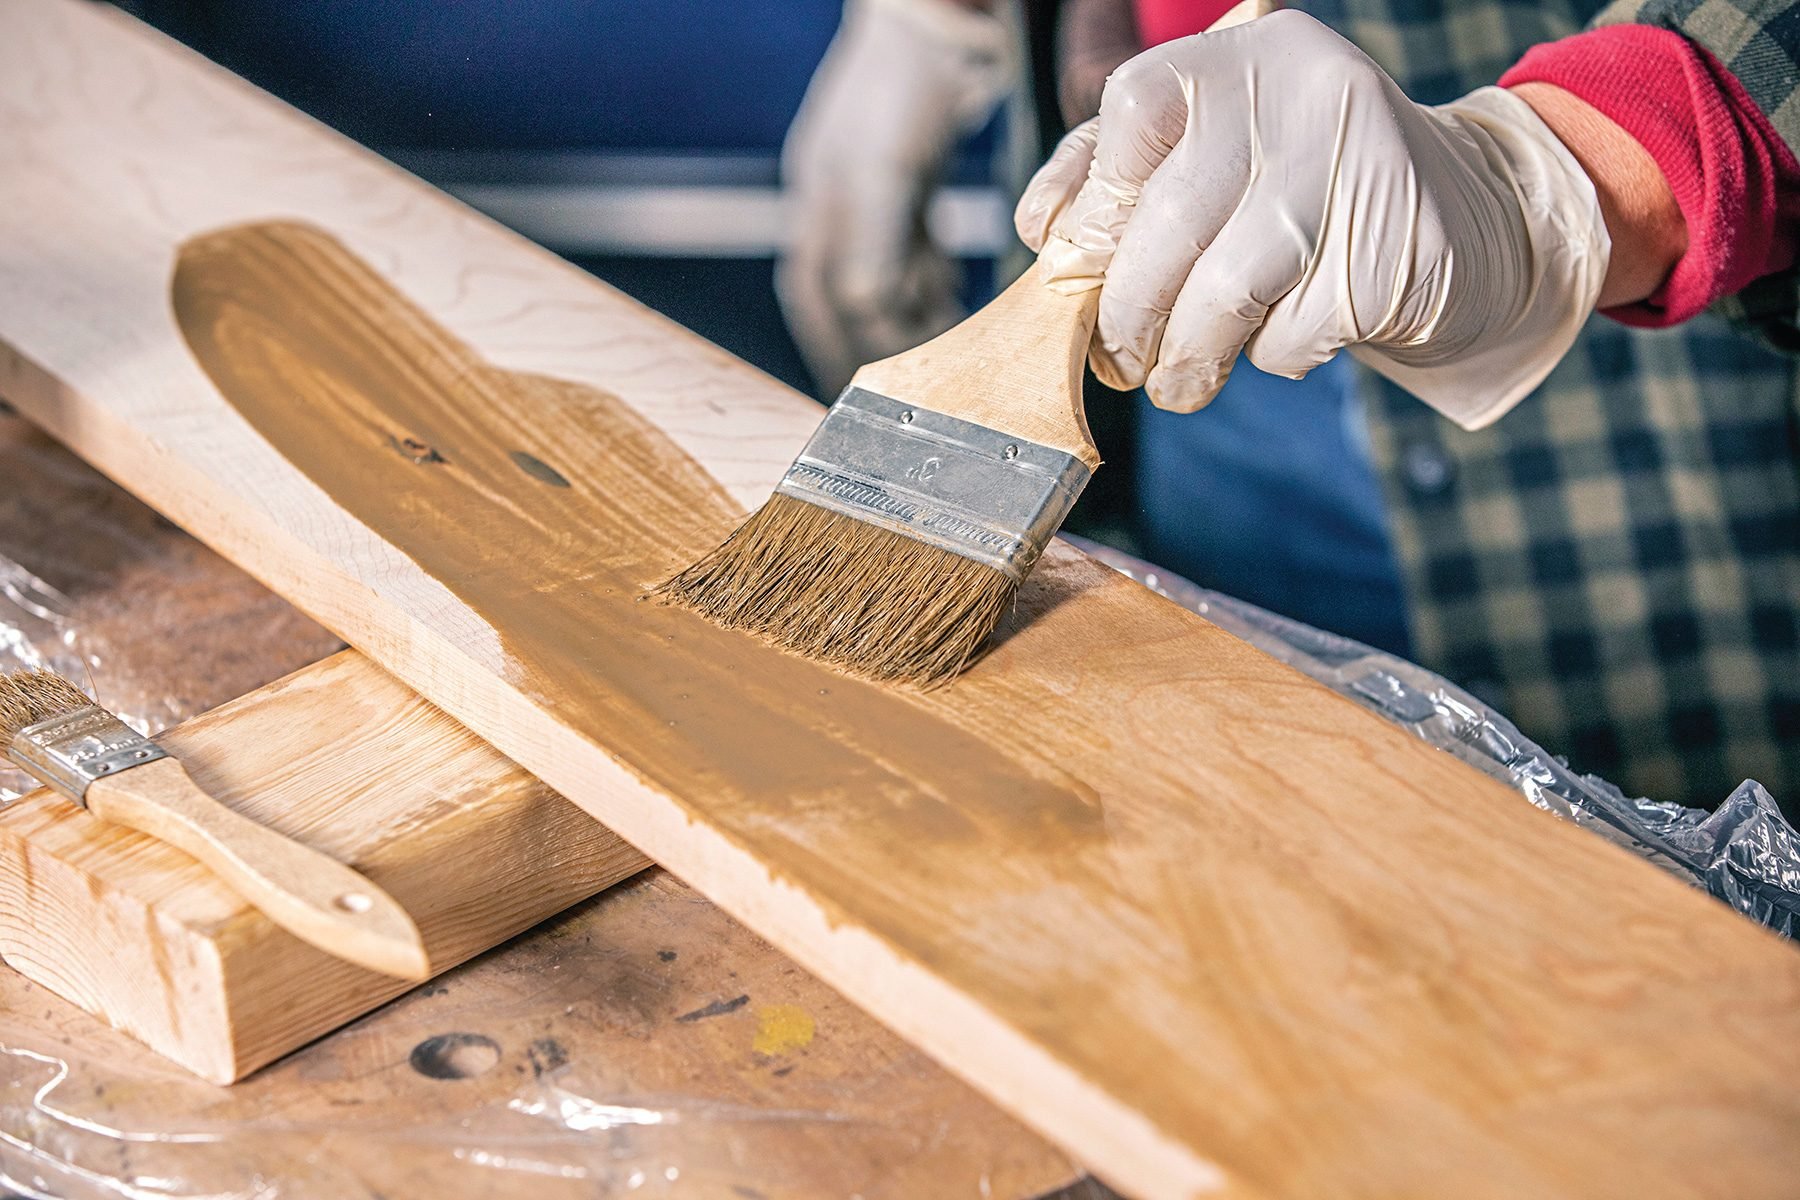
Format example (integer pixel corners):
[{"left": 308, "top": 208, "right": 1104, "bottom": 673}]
[
  {"left": 3, "top": 7, "right": 1800, "bottom": 1198},
  {"left": 0, "top": 416, "right": 1087, "bottom": 1200}
]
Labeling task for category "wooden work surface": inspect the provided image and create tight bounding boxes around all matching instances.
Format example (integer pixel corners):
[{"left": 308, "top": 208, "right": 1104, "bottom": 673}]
[
  {"left": 4, "top": 7, "right": 1800, "bottom": 1199},
  {"left": 0, "top": 414, "right": 1091, "bottom": 1199}
]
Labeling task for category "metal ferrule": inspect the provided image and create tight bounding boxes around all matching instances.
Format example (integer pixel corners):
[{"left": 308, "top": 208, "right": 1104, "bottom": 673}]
[
  {"left": 775, "top": 387, "right": 1092, "bottom": 580},
  {"left": 9, "top": 705, "right": 165, "bottom": 805}
]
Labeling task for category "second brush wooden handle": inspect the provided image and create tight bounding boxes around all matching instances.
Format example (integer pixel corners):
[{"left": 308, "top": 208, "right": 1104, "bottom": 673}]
[{"left": 86, "top": 757, "right": 430, "bottom": 980}]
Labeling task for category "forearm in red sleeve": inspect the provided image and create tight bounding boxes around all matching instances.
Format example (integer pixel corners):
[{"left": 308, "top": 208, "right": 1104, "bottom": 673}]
[{"left": 1502, "top": 25, "right": 1800, "bottom": 327}]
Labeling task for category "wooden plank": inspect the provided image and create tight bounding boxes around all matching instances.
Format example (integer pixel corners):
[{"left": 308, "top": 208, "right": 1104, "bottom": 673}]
[
  {"left": 0, "top": 415, "right": 1088, "bottom": 1198},
  {"left": 3, "top": 6, "right": 1798, "bottom": 1197}
]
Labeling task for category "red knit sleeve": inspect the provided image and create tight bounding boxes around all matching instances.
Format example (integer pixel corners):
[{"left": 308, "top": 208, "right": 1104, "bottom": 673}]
[
  {"left": 1131, "top": 0, "right": 1239, "bottom": 45},
  {"left": 1501, "top": 25, "right": 1800, "bottom": 327}
]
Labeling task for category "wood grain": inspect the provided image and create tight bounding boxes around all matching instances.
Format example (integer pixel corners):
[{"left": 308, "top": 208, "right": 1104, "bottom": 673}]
[{"left": 3, "top": 7, "right": 1799, "bottom": 1197}]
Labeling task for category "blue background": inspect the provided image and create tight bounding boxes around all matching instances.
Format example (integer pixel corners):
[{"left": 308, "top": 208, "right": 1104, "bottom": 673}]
[{"left": 139, "top": 1, "right": 845, "bottom": 152}]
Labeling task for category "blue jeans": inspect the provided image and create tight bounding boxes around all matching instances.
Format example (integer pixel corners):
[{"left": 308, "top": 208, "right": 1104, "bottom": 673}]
[{"left": 1134, "top": 355, "right": 1414, "bottom": 657}]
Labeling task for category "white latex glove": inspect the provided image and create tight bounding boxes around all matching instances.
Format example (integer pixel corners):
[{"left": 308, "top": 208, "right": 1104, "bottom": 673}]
[
  {"left": 780, "top": 0, "right": 1013, "bottom": 397},
  {"left": 1013, "top": 10, "right": 1610, "bottom": 428}
]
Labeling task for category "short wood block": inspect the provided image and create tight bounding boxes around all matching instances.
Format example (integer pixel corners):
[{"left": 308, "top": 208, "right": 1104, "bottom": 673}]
[{"left": 0, "top": 649, "right": 648, "bottom": 1083}]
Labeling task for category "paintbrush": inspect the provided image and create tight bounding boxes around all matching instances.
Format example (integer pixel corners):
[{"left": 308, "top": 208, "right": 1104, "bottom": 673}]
[
  {"left": 663, "top": 0, "right": 1275, "bottom": 687},
  {"left": 0, "top": 668, "right": 430, "bottom": 980},
  {"left": 660, "top": 268, "right": 1097, "bottom": 687}
]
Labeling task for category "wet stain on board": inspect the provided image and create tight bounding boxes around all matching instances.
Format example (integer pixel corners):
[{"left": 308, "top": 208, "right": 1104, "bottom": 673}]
[{"left": 169, "top": 221, "right": 1110, "bottom": 961}]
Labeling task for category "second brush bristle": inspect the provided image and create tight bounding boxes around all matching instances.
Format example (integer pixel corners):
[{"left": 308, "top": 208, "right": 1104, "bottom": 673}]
[{"left": 0, "top": 668, "right": 95, "bottom": 745}]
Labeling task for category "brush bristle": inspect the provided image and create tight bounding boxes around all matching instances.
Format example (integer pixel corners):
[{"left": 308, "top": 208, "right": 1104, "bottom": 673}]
[
  {"left": 0, "top": 669, "right": 95, "bottom": 744},
  {"left": 657, "top": 494, "right": 1017, "bottom": 688}
]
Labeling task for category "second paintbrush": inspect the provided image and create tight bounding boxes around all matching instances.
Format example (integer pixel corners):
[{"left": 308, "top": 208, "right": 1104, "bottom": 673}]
[{"left": 0, "top": 668, "right": 430, "bottom": 981}]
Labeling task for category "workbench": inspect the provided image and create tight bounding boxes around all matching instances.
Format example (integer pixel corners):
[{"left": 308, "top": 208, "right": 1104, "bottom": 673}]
[{"left": 0, "top": 413, "right": 1099, "bottom": 1199}]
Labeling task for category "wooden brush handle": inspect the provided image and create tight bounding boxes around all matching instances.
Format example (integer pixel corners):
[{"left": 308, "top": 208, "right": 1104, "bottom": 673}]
[
  {"left": 86, "top": 757, "right": 430, "bottom": 980},
  {"left": 848, "top": 0, "right": 1275, "bottom": 472},
  {"left": 850, "top": 270, "right": 1103, "bottom": 470}
]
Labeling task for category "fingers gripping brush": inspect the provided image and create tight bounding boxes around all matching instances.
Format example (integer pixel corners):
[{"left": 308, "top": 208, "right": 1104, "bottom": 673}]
[
  {"left": 660, "top": 269, "right": 1102, "bottom": 687},
  {"left": 0, "top": 669, "right": 431, "bottom": 980}
]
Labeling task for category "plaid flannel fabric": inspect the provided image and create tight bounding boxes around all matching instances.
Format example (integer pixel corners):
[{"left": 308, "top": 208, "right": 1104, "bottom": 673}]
[{"left": 1300, "top": 0, "right": 1800, "bottom": 811}]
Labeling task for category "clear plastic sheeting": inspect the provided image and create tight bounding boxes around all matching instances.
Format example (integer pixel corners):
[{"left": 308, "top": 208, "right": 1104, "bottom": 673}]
[{"left": 1069, "top": 535, "right": 1800, "bottom": 938}]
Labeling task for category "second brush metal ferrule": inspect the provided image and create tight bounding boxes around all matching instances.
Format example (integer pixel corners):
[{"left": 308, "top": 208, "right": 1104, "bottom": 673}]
[
  {"left": 774, "top": 387, "right": 1092, "bottom": 580},
  {"left": 9, "top": 705, "right": 166, "bottom": 804}
]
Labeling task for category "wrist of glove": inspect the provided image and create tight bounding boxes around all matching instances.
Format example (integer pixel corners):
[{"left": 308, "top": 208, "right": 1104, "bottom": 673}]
[{"left": 1014, "top": 11, "right": 1610, "bottom": 428}]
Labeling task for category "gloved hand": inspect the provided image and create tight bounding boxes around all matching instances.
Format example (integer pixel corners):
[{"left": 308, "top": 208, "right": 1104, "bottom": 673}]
[
  {"left": 780, "top": 0, "right": 1013, "bottom": 398},
  {"left": 1014, "top": 10, "right": 1611, "bottom": 428}
]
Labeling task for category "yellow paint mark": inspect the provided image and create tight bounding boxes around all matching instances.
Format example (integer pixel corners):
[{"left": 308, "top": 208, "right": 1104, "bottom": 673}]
[{"left": 752, "top": 1003, "right": 815, "bottom": 1057}]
